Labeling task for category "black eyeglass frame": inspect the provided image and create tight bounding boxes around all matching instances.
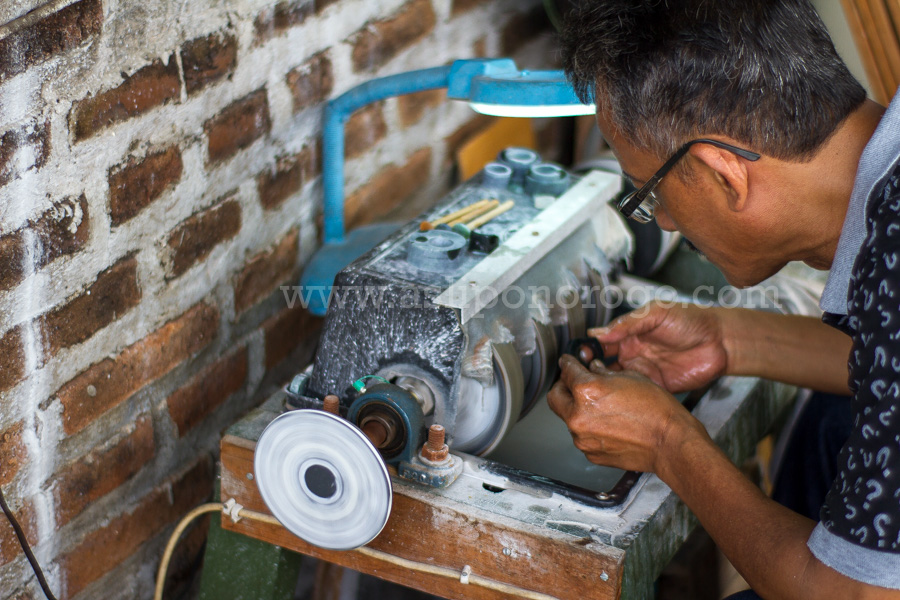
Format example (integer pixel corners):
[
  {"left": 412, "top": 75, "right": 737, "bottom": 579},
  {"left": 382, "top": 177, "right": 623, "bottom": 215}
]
[{"left": 617, "top": 138, "right": 761, "bottom": 222}]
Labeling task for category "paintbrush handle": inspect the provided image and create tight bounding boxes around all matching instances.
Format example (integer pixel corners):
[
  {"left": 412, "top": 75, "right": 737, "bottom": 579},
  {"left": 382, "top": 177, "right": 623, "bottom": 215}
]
[
  {"left": 465, "top": 200, "right": 515, "bottom": 230},
  {"left": 421, "top": 200, "right": 490, "bottom": 230},
  {"left": 448, "top": 200, "right": 499, "bottom": 226}
]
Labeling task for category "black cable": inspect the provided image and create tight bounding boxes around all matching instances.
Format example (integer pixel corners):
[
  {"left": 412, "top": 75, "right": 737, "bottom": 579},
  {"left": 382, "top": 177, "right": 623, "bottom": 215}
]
[{"left": 0, "top": 485, "right": 59, "bottom": 600}]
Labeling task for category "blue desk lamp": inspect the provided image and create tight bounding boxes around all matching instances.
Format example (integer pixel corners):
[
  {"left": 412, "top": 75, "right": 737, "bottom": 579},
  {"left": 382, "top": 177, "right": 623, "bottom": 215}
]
[{"left": 301, "top": 58, "right": 595, "bottom": 316}]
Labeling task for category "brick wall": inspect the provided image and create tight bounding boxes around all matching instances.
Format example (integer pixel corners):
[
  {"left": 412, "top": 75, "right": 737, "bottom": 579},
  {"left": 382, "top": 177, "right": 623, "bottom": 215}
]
[{"left": 0, "top": 0, "right": 552, "bottom": 598}]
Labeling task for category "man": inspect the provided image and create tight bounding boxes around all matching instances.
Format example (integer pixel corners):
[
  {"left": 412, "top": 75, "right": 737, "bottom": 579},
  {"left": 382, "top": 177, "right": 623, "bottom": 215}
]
[{"left": 550, "top": 1, "right": 900, "bottom": 598}]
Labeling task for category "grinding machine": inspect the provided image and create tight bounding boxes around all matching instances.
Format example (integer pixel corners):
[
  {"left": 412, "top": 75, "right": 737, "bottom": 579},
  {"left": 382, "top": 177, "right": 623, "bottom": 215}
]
[{"left": 252, "top": 148, "right": 644, "bottom": 550}]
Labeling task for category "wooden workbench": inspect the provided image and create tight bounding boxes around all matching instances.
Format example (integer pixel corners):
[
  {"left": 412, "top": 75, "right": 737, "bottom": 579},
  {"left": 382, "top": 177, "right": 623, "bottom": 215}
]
[{"left": 217, "top": 375, "right": 795, "bottom": 600}]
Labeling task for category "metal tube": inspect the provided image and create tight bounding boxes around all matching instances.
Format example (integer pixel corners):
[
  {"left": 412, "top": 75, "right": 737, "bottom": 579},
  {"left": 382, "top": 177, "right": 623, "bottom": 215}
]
[{"left": 322, "top": 65, "right": 454, "bottom": 244}]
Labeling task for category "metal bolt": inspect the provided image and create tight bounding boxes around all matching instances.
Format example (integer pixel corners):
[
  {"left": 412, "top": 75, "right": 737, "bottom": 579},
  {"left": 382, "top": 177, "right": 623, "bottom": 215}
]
[
  {"left": 596, "top": 492, "right": 611, "bottom": 501},
  {"left": 323, "top": 395, "right": 340, "bottom": 415},
  {"left": 502, "top": 547, "right": 512, "bottom": 556},
  {"left": 246, "top": 473, "right": 254, "bottom": 480},
  {"left": 427, "top": 424, "right": 445, "bottom": 450},
  {"left": 421, "top": 424, "right": 449, "bottom": 462},
  {"left": 600, "top": 572, "right": 609, "bottom": 582}
]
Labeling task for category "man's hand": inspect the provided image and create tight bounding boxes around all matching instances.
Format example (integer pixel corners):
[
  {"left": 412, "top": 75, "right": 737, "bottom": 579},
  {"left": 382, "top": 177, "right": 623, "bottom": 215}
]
[
  {"left": 547, "top": 354, "right": 702, "bottom": 473},
  {"left": 588, "top": 301, "right": 730, "bottom": 393}
]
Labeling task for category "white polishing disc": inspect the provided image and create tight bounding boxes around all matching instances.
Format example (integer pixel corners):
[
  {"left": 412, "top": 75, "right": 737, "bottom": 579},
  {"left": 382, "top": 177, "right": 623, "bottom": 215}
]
[{"left": 254, "top": 410, "right": 392, "bottom": 550}]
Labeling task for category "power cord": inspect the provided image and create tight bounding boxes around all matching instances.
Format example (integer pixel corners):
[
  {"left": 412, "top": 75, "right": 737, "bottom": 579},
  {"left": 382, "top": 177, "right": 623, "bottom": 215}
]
[{"left": 0, "top": 485, "right": 59, "bottom": 600}]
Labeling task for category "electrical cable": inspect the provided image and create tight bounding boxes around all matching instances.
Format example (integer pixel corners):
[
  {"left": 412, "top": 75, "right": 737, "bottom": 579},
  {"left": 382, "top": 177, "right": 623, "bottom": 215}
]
[
  {"left": 0, "top": 485, "right": 59, "bottom": 600},
  {"left": 153, "top": 502, "right": 222, "bottom": 600},
  {"left": 155, "top": 500, "right": 561, "bottom": 600},
  {"left": 351, "top": 375, "right": 390, "bottom": 393}
]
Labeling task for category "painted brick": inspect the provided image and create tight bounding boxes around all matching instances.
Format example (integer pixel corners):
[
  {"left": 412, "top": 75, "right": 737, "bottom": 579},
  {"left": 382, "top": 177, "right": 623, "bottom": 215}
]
[
  {"left": 286, "top": 51, "right": 333, "bottom": 113},
  {"left": 166, "top": 347, "right": 248, "bottom": 436},
  {"left": 57, "top": 303, "right": 219, "bottom": 435},
  {"left": 397, "top": 89, "right": 445, "bottom": 127},
  {"left": 0, "top": 326, "right": 26, "bottom": 393},
  {"left": 108, "top": 147, "right": 183, "bottom": 226},
  {"left": 60, "top": 457, "right": 213, "bottom": 598},
  {"left": 450, "top": 0, "right": 489, "bottom": 15},
  {"left": 473, "top": 36, "right": 487, "bottom": 58},
  {"left": 254, "top": 0, "right": 314, "bottom": 43},
  {"left": 0, "top": 422, "right": 27, "bottom": 486},
  {"left": 256, "top": 142, "right": 320, "bottom": 211},
  {"left": 350, "top": 0, "right": 436, "bottom": 73},
  {"left": 263, "top": 306, "right": 322, "bottom": 370},
  {"left": 0, "top": 120, "right": 51, "bottom": 188},
  {"left": 71, "top": 56, "right": 181, "bottom": 141},
  {"left": 52, "top": 415, "right": 155, "bottom": 528},
  {"left": 38, "top": 254, "right": 141, "bottom": 359},
  {"left": 345, "top": 102, "right": 387, "bottom": 159},
  {"left": 0, "top": 500, "right": 36, "bottom": 567},
  {"left": 0, "top": 0, "right": 103, "bottom": 83},
  {"left": 205, "top": 89, "right": 271, "bottom": 164},
  {"left": 345, "top": 147, "right": 431, "bottom": 229},
  {"left": 314, "top": 0, "right": 340, "bottom": 13},
  {"left": 501, "top": 5, "right": 550, "bottom": 55},
  {"left": 30, "top": 195, "right": 91, "bottom": 270},
  {"left": 0, "top": 233, "right": 25, "bottom": 293},
  {"left": 181, "top": 32, "right": 238, "bottom": 95},
  {"left": 233, "top": 229, "right": 299, "bottom": 314},
  {"left": 166, "top": 199, "right": 241, "bottom": 278},
  {"left": 0, "top": 195, "right": 90, "bottom": 293}
]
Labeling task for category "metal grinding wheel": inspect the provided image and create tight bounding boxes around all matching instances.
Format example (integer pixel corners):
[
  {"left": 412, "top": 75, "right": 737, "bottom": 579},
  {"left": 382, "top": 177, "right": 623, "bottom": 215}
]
[
  {"left": 454, "top": 343, "right": 525, "bottom": 455},
  {"left": 254, "top": 410, "right": 392, "bottom": 550},
  {"left": 520, "top": 319, "right": 558, "bottom": 417}
]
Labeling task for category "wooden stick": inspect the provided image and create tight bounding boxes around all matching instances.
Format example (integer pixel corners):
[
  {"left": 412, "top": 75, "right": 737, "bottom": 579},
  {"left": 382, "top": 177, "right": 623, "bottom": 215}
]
[
  {"left": 420, "top": 200, "right": 491, "bottom": 231},
  {"left": 448, "top": 200, "right": 499, "bottom": 227},
  {"left": 464, "top": 200, "right": 515, "bottom": 230},
  {"left": 841, "top": 0, "right": 893, "bottom": 104}
]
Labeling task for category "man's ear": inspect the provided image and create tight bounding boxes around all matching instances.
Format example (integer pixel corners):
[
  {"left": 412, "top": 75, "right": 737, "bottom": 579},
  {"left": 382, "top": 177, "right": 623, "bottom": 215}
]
[{"left": 688, "top": 143, "right": 750, "bottom": 212}]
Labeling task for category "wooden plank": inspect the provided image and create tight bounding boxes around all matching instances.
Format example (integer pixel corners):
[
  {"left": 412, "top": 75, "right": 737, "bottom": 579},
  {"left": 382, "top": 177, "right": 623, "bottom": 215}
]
[
  {"left": 220, "top": 437, "right": 624, "bottom": 600},
  {"left": 842, "top": 0, "right": 892, "bottom": 104},
  {"left": 866, "top": 0, "right": 900, "bottom": 89},
  {"left": 886, "top": 0, "right": 900, "bottom": 69},
  {"left": 858, "top": 0, "right": 896, "bottom": 97},
  {"left": 313, "top": 561, "right": 344, "bottom": 600}
]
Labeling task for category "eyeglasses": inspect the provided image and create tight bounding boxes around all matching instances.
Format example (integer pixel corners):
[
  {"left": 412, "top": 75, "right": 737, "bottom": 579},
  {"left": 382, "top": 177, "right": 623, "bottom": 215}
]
[{"left": 617, "top": 139, "right": 761, "bottom": 223}]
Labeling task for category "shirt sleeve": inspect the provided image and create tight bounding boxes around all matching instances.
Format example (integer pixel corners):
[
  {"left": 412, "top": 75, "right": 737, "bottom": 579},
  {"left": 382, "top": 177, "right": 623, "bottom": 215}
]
[{"left": 809, "top": 164, "right": 900, "bottom": 589}]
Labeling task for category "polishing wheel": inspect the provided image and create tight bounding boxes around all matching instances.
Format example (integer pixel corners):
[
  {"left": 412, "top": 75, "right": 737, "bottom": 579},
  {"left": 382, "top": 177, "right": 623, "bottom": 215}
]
[{"left": 254, "top": 410, "right": 392, "bottom": 550}]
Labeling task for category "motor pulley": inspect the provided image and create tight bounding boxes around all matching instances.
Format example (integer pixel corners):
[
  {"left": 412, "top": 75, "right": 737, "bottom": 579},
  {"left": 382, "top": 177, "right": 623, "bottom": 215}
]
[{"left": 254, "top": 410, "right": 392, "bottom": 550}]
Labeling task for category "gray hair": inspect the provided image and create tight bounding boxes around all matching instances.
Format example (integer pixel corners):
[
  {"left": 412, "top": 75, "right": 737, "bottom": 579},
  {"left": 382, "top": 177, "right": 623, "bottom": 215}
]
[{"left": 561, "top": 0, "right": 867, "bottom": 161}]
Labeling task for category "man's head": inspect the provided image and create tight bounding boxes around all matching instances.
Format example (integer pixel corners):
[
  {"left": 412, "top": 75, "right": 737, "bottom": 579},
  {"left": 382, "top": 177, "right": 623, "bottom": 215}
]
[{"left": 561, "top": 0, "right": 870, "bottom": 285}]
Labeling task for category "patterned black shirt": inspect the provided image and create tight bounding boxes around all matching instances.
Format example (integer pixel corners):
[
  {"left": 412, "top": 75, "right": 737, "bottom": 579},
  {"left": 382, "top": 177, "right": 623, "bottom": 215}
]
[{"left": 815, "top": 161, "right": 900, "bottom": 586}]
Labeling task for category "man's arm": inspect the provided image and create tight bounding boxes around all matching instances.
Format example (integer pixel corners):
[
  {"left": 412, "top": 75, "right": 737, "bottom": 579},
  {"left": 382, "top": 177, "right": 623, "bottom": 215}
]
[
  {"left": 722, "top": 309, "right": 852, "bottom": 396},
  {"left": 590, "top": 304, "right": 852, "bottom": 395},
  {"left": 549, "top": 357, "right": 899, "bottom": 600},
  {"left": 662, "top": 418, "right": 897, "bottom": 600}
]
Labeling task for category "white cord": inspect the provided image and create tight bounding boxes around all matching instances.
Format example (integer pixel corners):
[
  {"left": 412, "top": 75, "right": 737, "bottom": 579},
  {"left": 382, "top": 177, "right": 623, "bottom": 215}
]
[
  {"left": 155, "top": 501, "right": 562, "bottom": 600},
  {"left": 154, "top": 503, "right": 223, "bottom": 600},
  {"left": 236, "top": 506, "right": 561, "bottom": 600}
]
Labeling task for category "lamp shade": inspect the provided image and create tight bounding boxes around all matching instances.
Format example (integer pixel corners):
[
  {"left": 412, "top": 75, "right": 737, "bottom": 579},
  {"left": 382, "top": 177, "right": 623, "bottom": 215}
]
[{"left": 466, "top": 70, "right": 596, "bottom": 117}]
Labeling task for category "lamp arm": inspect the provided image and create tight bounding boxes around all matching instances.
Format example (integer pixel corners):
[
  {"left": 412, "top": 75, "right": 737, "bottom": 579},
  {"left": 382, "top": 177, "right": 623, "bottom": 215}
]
[{"left": 322, "top": 65, "right": 454, "bottom": 244}]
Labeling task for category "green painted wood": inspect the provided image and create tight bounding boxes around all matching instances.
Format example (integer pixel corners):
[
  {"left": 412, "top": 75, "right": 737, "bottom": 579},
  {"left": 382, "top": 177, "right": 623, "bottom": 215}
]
[{"left": 198, "top": 488, "right": 303, "bottom": 600}]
